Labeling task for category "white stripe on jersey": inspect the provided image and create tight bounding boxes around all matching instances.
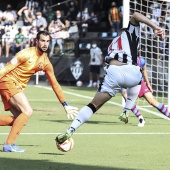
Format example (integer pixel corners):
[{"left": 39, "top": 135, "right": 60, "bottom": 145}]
[{"left": 107, "top": 22, "right": 140, "bottom": 65}]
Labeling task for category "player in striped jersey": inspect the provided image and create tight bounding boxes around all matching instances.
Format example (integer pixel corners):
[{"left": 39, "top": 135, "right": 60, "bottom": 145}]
[
  {"left": 0, "top": 31, "right": 78, "bottom": 152},
  {"left": 120, "top": 56, "right": 170, "bottom": 127},
  {"left": 56, "top": 12, "right": 164, "bottom": 144}
]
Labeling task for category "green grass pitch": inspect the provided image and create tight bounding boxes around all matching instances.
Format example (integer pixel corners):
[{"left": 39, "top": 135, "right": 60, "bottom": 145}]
[{"left": 0, "top": 85, "right": 170, "bottom": 170}]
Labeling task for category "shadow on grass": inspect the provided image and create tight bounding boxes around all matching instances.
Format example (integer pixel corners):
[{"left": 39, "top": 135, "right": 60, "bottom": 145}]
[
  {"left": 39, "top": 152, "right": 64, "bottom": 156},
  {"left": 40, "top": 119, "right": 123, "bottom": 126},
  {"left": 0, "top": 143, "right": 40, "bottom": 147},
  {"left": 0, "top": 157, "right": 140, "bottom": 170}
]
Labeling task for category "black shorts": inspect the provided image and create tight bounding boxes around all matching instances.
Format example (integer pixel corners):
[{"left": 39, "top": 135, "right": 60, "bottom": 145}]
[{"left": 89, "top": 65, "right": 100, "bottom": 74}]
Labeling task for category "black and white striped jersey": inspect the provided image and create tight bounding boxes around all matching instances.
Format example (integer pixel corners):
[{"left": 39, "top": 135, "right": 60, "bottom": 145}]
[{"left": 105, "top": 22, "right": 140, "bottom": 65}]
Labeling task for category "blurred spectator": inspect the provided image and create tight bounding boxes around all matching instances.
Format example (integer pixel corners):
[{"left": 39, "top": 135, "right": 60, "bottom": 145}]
[
  {"left": 0, "top": 23, "right": 5, "bottom": 57},
  {"left": 2, "top": 30, "right": 14, "bottom": 58},
  {"left": 90, "top": 11, "right": 99, "bottom": 26},
  {"left": 76, "top": 7, "right": 91, "bottom": 36},
  {"left": 152, "top": 3, "right": 161, "bottom": 20},
  {"left": 36, "top": 12, "right": 47, "bottom": 31},
  {"left": 42, "top": 0, "right": 49, "bottom": 16},
  {"left": 2, "top": 4, "right": 17, "bottom": 27},
  {"left": 17, "top": 6, "right": 34, "bottom": 27},
  {"left": 22, "top": 27, "right": 31, "bottom": 48},
  {"left": 28, "top": 26, "right": 38, "bottom": 47},
  {"left": 11, "top": 28, "right": 26, "bottom": 55},
  {"left": 76, "top": 7, "right": 91, "bottom": 22},
  {"left": 66, "top": 0, "right": 78, "bottom": 21},
  {"left": 25, "top": 0, "right": 39, "bottom": 15},
  {"left": 87, "top": 40, "right": 103, "bottom": 88},
  {"left": 108, "top": 1, "right": 120, "bottom": 33},
  {"left": 68, "top": 22, "right": 79, "bottom": 40},
  {"left": 48, "top": 10, "right": 69, "bottom": 56},
  {"left": 54, "top": 10, "right": 69, "bottom": 29},
  {"left": 84, "top": 0, "right": 94, "bottom": 15},
  {"left": 48, "top": 20, "right": 66, "bottom": 56}
]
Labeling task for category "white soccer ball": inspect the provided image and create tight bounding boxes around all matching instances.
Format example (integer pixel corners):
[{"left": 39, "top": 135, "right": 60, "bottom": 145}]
[
  {"left": 57, "top": 138, "right": 74, "bottom": 152},
  {"left": 76, "top": 81, "right": 83, "bottom": 87}
]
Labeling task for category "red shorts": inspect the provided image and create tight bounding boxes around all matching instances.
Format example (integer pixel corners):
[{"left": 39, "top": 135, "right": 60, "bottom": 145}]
[
  {"left": 0, "top": 77, "right": 22, "bottom": 111},
  {"left": 138, "top": 80, "right": 151, "bottom": 98}
]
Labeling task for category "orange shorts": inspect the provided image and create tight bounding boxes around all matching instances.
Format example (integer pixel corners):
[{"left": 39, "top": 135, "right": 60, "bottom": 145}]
[{"left": 0, "top": 77, "right": 22, "bottom": 111}]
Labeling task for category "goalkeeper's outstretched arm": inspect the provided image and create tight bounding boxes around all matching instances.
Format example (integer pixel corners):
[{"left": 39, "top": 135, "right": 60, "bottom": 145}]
[{"left": 130, "top": 12, "right": 164, "bottom": 40}]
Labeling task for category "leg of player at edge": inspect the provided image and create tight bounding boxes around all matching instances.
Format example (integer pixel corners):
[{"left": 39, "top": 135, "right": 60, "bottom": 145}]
[
  {"left": 120, "top": 88, "right": 145, "bottom": 127},
  {"left": 0, "top": 92, "right": 32, "bottom": 152}
]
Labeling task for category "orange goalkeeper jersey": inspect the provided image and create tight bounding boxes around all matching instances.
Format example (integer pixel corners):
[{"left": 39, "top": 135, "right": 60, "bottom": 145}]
[{"left": 0, "top": 47, "right": 66, "bottom": 103}]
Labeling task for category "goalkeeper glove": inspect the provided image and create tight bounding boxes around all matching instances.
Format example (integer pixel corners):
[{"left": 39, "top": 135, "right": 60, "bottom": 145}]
[{"left": 62, "top": 102, "right": 78, "bottom": 119}]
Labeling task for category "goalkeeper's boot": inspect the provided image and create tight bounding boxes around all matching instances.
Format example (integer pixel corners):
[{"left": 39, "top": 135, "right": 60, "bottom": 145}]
[
  {"left": 56, "top": 129, "right": 73, "bottom": 144},
  {"left": 119, "top": 112, "right": 129, "bottom": 124},
  {"left": 3, "top": 143, "right": 26, "bottom": 152}
]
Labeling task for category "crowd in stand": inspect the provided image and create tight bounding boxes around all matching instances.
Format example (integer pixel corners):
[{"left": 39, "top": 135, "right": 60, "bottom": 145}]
[
  {"left": 0, "top": 0, "right": 125, "bottom": 58},
  {"left": 1, "top": 0, "right": 169, "bottom": 59}
]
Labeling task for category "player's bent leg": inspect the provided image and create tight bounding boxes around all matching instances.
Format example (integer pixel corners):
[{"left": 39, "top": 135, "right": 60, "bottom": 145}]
[
  {"left": 91, "top": 91, "right": 112, "bottom": 110},
  {"left": 3, "top": 92, "right": 33, "bottom": 152},
  {"left": 119, "top": 85, "right": 141, "bottom": 124}
]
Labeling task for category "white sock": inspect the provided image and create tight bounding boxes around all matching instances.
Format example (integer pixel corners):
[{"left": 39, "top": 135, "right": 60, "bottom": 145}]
[
  {"left": 124, "top": 85, "right": 141, "bottom": 115},
  {"left": 68, "top": 106, "right": 93, "bottom": 133}
]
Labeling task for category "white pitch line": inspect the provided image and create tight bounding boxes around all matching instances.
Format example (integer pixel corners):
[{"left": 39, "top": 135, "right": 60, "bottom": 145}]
[
  {"left": 1, "top": 132, "right": 170, "bottom": 135},
  {"left": 34, "top": 85, "right": 170, "bottom": 120}
]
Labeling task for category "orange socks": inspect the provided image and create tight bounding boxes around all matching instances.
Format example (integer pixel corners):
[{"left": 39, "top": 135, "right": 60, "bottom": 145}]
[
  {"left": 6, "top": 113, "right": 29, "bottom": 145},
  {"left": 0, "top": 115, "right": 15, "bottom": 126}
]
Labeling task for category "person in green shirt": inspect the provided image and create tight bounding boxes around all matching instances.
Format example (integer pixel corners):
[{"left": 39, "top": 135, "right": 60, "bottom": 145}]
[{"left": 11, "top": 28, "right": 26, "bottom": 56}]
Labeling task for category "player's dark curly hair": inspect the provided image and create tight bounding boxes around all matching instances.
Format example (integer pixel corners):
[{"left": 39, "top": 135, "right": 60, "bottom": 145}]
[{"left": 36, "top": 31, "right": 51, "bottom": 40}]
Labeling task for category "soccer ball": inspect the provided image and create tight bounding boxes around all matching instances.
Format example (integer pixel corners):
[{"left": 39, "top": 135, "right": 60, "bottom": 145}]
[
  {"left": 57, "top": 138, "right": 74, "bottom": 152},
  {"left": 76, "top": 81, "right": 83, "bottom": 87}
]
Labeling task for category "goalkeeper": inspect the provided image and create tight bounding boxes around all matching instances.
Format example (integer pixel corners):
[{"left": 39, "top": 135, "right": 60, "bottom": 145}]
[
  {"left": 0, "top": 31, "right": 78, "bottom": 152},
  {"left": 56, "top": 12, "right": 164, "bottom": 145}
]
